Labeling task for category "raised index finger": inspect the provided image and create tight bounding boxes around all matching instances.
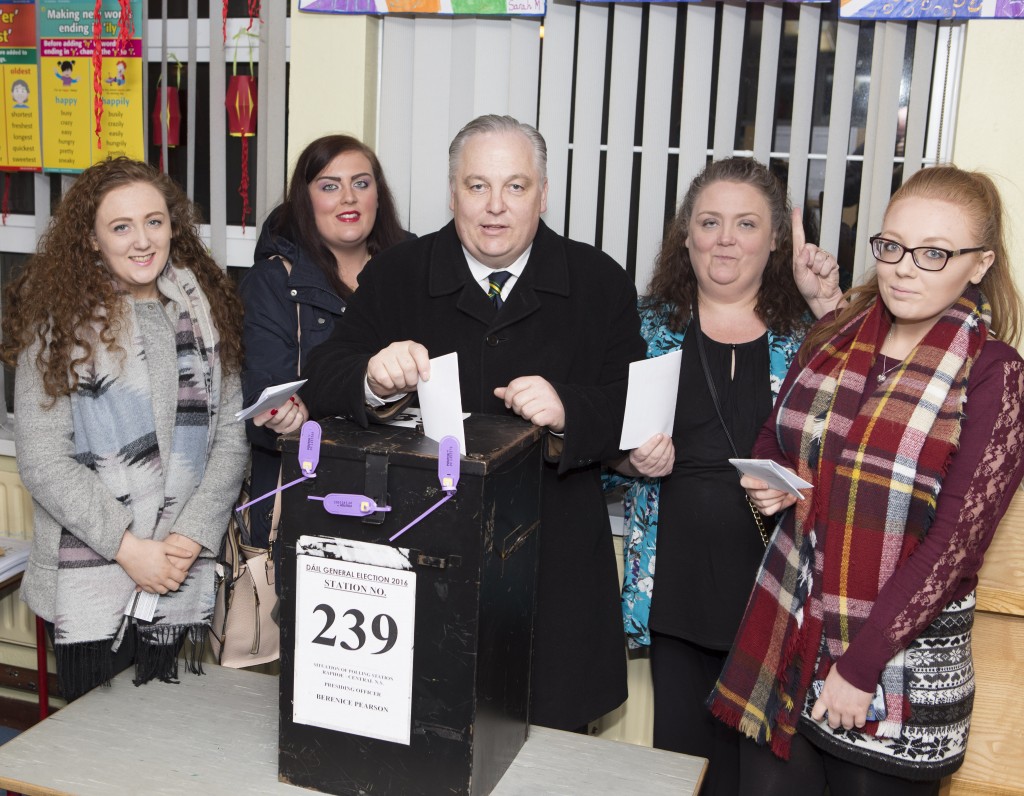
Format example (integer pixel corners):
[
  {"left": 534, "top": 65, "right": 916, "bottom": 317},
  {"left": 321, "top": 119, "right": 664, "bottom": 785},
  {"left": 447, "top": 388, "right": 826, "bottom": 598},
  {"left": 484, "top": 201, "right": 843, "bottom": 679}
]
[{"left": 791, "top": 206, "right": 806, "bottom": 254}]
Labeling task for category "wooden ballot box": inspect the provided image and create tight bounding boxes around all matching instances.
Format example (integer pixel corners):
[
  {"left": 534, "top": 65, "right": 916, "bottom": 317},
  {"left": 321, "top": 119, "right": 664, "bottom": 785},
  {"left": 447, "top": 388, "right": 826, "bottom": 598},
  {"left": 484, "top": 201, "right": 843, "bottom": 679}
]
[{"left": 277, "top": 415, "right": 543, "bottom": 796}]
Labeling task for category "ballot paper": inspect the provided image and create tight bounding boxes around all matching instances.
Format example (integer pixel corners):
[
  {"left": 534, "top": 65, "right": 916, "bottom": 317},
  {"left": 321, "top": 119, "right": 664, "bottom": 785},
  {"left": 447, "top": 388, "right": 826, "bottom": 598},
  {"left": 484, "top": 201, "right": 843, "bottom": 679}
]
[
  {"left": 235, "top": 379, "right": 307, "bottom": 422},
  {"left": 417, "top": 352, "right": 466, "bottom": 455},
  {"left": 729, "top": 458, "right": 813, "bottom": 500},
  {"left": 619, "top": 349, "right": 683, "bottom": 450}
]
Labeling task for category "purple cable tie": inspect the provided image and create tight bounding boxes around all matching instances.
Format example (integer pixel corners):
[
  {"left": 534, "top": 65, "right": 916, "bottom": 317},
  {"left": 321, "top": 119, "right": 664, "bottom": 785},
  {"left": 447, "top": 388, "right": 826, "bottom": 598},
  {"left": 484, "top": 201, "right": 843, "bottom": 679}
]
[
  {"left": 236, "top": 474, "right": 313, "bottom": 513},
  {"left": 388, "top": 492, "right": 454, "bottom": 542}
]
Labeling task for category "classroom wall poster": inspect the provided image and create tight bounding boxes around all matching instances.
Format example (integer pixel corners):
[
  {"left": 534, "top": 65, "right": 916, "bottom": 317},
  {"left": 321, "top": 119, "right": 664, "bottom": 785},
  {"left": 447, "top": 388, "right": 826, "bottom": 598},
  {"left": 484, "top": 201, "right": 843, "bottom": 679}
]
[
  {"left": 841, "top": 0, "right": 1024, "bottom": 18},
  {"left": 299, "top": 0, "right": 545, "bottom": 15},
  {"left": 38, "top": 0, "right": 143, "bottom": 174},
  {"left": 0, "top": 1, "right": 41, "bottom": 171}
]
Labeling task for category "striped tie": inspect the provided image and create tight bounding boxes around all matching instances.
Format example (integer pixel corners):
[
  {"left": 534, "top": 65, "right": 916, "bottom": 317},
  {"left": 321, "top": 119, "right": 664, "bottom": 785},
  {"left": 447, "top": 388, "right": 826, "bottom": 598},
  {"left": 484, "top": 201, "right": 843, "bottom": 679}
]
[{"left": 487, "top": 270, "right": 513, "bottom": 309}]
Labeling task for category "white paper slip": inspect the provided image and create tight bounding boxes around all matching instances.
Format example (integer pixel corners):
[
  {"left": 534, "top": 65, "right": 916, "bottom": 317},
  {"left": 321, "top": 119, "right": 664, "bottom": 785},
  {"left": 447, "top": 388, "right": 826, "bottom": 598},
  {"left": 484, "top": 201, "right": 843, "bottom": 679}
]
[
  {"left": 124, "top": 590, "right": 159, "bottom": 622},
  {"left": 235, "top": 379, "right": 307, "bottom": 422},
  {"left": 729, "top": 458, "right": 813, "bottom": 500},
  {"left": 417, "top": 352, "right": 466, "bottom": 455},
  {"left": 619, "top": 349, "right": 683, "bottom": 450}
]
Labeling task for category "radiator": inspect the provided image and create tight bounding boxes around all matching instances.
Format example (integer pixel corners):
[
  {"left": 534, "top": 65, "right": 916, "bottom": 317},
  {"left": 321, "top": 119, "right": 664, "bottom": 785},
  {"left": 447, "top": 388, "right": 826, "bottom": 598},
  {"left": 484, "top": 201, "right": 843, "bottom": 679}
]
[{"left": 0, "top": 467, "right": 36, "bottom": 655}]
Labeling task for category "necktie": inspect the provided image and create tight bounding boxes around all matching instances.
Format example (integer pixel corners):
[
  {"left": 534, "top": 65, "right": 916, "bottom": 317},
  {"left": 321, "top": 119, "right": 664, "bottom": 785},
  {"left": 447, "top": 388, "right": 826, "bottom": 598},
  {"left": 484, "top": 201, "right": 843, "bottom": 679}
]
[{"left": 487, "top": 271, "right": 513, "bottom": 309}]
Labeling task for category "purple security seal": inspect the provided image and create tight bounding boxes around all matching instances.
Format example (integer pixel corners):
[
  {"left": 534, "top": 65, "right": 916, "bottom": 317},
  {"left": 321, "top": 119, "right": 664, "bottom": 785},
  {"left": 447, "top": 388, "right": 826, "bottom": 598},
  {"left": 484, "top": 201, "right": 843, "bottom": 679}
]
[{"left": 308, "top": 493, "right": 391, "bottom": 517}]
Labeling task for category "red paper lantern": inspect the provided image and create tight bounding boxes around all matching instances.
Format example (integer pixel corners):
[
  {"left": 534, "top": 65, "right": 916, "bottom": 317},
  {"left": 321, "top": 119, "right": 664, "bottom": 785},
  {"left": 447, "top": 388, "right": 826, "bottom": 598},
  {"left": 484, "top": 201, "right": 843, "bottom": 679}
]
[
  {"left": 226, "top": 74, "right": 257, "bottom": 138},
  {"left": 226, "top": 74, "right": 257, "bottom": 231},
  {"left": 152, "top": 87, "right": 182, "bottom": 147}
]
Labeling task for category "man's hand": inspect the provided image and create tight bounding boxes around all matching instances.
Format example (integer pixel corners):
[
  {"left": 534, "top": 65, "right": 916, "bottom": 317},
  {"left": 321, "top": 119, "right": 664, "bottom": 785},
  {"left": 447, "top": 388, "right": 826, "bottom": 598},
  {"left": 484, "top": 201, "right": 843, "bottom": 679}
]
[
  {"left": 791, "top": 207, "right": 843, "bottom": 318},
  {"left": 253, "top": 394, "right": 308, "bottom": 435},
  {"left": 114, "top": 533, "right": 195, "bottom": 594},
  {"left": 494, "top": 376, "right": 565, "bottom": 432},
  {"left": 366, "top": 341, "right": 431, "bottom": 398}
]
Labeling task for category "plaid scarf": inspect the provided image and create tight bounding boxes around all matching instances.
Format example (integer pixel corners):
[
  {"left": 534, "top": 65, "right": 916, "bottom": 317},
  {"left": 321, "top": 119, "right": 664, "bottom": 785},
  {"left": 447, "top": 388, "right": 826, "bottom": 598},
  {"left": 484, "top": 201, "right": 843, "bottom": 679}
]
[
  {"left": 708, "top": 287, "right": 988, "bottom": 759},
  {"left": 55, "top": 264, "right": 221, "bottom": 697}
]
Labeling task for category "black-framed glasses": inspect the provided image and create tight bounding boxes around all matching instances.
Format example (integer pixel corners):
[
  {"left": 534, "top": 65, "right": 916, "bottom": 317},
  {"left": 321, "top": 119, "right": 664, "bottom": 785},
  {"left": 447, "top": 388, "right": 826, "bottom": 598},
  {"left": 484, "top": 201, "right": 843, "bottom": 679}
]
[{"left": 869, "top": 235, "right": 988, "bottom": 273}]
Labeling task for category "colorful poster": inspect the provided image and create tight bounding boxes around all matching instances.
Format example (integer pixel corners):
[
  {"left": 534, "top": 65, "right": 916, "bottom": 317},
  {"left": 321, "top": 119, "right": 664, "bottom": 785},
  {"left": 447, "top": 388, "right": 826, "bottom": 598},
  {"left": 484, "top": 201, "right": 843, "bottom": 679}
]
[
  {"left": 298, "top": 0, "right": 545, "bottom": 15},
  {"left": 841, "top": 0, "right": 1024, "bottom": 18},
  {"left": 38, "top": 0, "right": 143, "bottom": 174},
  {"left": 0, "top": 1, "right": 41, "bottom": 171}
]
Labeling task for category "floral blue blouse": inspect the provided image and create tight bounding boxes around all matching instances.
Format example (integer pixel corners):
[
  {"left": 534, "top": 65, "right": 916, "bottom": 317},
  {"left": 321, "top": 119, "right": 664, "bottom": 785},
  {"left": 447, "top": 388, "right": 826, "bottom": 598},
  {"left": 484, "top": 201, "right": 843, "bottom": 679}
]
[{"left": 607, "top": 302, "right": 804, "bottom": 648}]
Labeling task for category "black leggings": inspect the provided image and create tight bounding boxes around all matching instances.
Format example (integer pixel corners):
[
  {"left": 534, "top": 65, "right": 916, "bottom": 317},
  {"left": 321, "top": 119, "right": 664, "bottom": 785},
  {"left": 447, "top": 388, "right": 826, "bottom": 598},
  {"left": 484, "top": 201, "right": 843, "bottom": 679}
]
[
  {"left": 738, "top": 728, "right": 941, "bottom": 796},
  {"left": 650, "top": 632, "right": 739, "bottom": 796}
]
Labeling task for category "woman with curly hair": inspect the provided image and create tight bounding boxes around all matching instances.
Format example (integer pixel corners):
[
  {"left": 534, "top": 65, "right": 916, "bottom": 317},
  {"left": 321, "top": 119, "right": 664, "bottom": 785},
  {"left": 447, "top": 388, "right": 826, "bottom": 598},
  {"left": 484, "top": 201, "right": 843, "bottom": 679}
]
[
  {"left": 239, "top": 134, "right": 410, "bottom": 551},
  {"left": 3, "top": 157, "right": 248, "bottom": 701},
  {"left": 608, "top": 157, "right": 842, "bottom": 795}
]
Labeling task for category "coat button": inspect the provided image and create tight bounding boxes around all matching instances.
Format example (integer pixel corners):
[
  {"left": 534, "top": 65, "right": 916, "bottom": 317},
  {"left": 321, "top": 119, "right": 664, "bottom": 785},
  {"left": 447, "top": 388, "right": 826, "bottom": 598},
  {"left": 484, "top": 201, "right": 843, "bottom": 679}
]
[
  {"left": 290, "top": 289, "right": 297, "bottom": 297},
  {"left": 317, "top": 317, "right": 326, "bottom": 324},
  {"left": 486, "top": 335, "right": 500, "bottom": 347}
]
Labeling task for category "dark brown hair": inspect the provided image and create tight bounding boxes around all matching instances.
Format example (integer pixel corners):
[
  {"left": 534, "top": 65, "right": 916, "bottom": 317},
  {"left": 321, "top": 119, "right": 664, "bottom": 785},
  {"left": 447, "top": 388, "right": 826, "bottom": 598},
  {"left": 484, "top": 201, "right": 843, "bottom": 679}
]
[
  {"left": 645, "top": 157, "right": 810, "bottom": 337},
  {"left": 270, "top": 135, "right": 405, "bottom": 299},
  {"left": 2, "top": 157, "right": 244, "bottom": 399},
  {"left": 801, "top": 165, "right": 1021, "bottom": 361}
]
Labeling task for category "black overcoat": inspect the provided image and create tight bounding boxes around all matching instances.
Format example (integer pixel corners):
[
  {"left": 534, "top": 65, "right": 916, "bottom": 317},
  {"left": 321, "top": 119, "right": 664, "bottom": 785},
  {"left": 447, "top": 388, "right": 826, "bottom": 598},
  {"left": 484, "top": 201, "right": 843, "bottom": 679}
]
[{"left": 302, "top": 220, "right": 645, "bottom": 730}]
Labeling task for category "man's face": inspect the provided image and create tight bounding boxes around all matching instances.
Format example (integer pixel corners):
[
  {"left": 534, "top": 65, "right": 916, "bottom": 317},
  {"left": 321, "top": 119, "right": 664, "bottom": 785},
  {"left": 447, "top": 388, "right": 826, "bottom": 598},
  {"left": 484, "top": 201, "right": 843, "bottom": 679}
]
[{"left": 449, "top": 130, "right": 548, "bottom": 270}]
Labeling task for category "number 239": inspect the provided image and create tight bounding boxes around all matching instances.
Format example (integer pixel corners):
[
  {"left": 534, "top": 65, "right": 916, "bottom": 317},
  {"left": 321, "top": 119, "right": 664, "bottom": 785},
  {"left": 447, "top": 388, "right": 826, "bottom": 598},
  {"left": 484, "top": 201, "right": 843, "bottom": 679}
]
[{"left": 311, "top": 603, "right": 398, "bottom": 654}]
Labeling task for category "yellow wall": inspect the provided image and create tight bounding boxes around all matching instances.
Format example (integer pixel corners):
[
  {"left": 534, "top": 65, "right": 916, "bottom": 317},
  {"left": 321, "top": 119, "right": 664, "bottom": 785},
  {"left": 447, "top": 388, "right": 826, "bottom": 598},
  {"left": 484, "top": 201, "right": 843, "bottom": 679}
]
[
  {"left": 287, "top": 0, "right": 379, "bottom": 188},
  {"left": 954, "top": 20, "right": 1024, "bottom": 336}
]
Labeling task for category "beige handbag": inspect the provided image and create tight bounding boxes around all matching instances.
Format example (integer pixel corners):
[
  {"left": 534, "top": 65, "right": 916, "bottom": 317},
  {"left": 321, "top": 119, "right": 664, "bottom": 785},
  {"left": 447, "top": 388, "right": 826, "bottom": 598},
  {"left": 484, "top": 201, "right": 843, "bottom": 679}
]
[
  {"left": 211, "top": 255, "right": 298, "bottom": 667},
  {"left": 210, "top": 503, "right": 280, "bottom": 667}
]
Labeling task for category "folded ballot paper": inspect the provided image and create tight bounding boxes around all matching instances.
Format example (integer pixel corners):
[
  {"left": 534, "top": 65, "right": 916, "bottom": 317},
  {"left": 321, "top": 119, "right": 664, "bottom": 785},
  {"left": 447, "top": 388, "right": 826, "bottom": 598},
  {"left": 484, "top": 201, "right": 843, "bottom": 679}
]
[
  {"left": 729, "top": 458, "right": 813, "bottom": 500},
  {"left": 235, "top": 380, "right": 306, "bottom": 422}
]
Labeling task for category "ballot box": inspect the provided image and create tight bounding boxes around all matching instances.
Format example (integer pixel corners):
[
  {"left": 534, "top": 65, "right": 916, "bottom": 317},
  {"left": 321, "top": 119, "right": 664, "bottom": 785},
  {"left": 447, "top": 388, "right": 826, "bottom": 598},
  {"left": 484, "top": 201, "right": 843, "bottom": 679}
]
[{"left": 277, "top": 415, "right": 543, "bottom": 796}]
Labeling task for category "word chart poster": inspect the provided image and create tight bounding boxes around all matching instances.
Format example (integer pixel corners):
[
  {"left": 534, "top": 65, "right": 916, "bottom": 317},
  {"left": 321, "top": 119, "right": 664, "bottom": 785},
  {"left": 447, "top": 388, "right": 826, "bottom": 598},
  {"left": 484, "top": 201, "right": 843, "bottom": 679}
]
[
  {"left": 0, "top": 1, "right": 41, "bottom": 170},
  {"left": 38, "top": 0, "right": 142, "bottom": 173},
  {"left": 841, "top": 0, "right": 1024, "bottom": 17},
  {"left": 299, "top": 0, "right": 545, "bottom": 16}
]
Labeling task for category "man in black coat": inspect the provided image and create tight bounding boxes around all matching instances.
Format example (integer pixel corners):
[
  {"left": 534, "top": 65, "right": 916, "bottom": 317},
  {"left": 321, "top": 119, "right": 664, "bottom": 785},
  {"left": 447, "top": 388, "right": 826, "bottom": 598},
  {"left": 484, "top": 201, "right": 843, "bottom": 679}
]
[{"left": 302, "top": 114, "right": 645, "bottom": 731}]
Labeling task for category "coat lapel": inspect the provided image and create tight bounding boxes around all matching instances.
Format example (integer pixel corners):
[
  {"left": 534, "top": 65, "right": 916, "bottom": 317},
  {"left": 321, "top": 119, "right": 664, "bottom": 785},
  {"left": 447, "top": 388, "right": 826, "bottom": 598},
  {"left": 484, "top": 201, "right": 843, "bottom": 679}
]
[{"left": 426, "top": 220, "right": 572, "bottom": 331}]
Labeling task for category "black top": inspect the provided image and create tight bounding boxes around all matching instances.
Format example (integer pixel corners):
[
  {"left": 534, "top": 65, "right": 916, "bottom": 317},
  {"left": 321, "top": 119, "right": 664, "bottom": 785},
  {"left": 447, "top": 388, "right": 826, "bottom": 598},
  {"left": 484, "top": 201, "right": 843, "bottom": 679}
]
[{"left": 649, "top": 331, "right": 773, "bottom": 650}]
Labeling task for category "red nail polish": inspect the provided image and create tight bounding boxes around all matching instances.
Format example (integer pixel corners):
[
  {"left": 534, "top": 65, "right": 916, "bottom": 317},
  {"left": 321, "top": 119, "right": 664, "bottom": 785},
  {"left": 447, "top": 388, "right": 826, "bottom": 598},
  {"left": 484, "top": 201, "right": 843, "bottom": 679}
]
[
  {"left": 290, "top": 396, "right": 296, "bottom": 403},
  {"left": 270, "top": 408, "right": 278, "bottom": 416}
]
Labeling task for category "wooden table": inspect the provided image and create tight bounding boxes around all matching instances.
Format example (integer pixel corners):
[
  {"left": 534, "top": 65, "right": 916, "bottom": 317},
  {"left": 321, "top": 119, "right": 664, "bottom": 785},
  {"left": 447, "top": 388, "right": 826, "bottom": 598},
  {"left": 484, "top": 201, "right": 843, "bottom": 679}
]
[{"left": 0, "top": 663, "right": 706, "bottom": 795}]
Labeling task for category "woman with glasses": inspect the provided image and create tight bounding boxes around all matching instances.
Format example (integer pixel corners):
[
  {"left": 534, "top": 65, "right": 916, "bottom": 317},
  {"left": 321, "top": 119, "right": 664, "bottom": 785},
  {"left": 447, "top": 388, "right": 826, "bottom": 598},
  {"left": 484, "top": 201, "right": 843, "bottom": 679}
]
[{"left": 710, "top": 165, "right": 1024, "bottom": 796}]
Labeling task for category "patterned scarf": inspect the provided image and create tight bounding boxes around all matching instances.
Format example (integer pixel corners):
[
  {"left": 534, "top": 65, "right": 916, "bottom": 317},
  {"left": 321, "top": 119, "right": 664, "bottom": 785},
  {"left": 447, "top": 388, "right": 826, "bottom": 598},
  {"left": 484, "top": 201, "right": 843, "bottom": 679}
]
[
  {"left": 708, "top": 287, "right": 989, "bottom": 759},
  {"left": 55, "top": 264, "right": 221, "bottom": 697}
]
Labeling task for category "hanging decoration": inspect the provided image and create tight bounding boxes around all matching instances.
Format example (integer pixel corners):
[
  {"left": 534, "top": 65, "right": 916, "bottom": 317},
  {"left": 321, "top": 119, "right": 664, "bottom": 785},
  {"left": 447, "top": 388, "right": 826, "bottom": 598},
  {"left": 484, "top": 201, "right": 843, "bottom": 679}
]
[
  {"left": 223, "top": 0, "right": 261, "bottom": 43},
  {"left": 153, "top": 56, "right": 183, "bottom": 171},
  {"left": 92, "top": 0, "right": 103, "bottom": 148},
  {"left": 226, "top": 29, "right": 259, "bottom": 233}
]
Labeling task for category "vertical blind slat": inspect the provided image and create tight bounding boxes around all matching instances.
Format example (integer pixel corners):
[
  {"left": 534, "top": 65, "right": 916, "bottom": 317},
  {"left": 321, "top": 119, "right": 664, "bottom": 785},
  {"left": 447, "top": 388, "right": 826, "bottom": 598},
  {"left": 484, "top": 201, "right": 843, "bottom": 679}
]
[
  {"left": 903, "top": 21, "right": 937, "bottom": 183},
  {"left": 409, "top": 19, "right": 455, "bottom": 235},
  {"left": 677, "top": 3, "right": 715, "bottom": 201},
  {"left": 537, "top": 0, "right": 578, "bottom": 235},
  {"left": 186, "top": 0, "right": 198, "bottom": 200},
  {"left": 819, "top": 19, "right": 859, "bottom": 258},
  {"left": 601, "top": 4, "right": 643, "bottom": 268},
  {"left": 379, "top": 18, "right": 417, "bottom": 230},
  {"left": 752, "top": 3, "right": 781, "bottom": 165},
  {"left": 568, "top": 3, "right": 609, "bottom": 246},
  {"left": 712, "top": 2, "right": 746, "bottom": 160},
  {"left": 634, "top": 4, "right": 679, "bottom": 292},
  {"left": 207, "top": 2, "right": 227, "bottom": 266},
  {"left": 509, "top": 19, "right": 541, "bottom": 127},
  {"left": 787, "top": 3, "right": 821, "bottom": 209}
]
